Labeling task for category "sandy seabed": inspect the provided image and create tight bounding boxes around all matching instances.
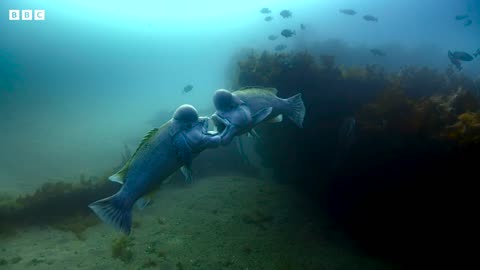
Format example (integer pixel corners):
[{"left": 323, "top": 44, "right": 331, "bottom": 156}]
[{"left": 0, "top": 175, "right": 397, "bottom": 270}]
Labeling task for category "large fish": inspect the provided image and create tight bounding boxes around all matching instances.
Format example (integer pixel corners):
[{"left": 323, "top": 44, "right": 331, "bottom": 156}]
[
  {"left": 211, "top": 87, "right": 305, "bottom": 145},
  {"left": 89, "top": 104, "right": 221, "bottom": 234}
]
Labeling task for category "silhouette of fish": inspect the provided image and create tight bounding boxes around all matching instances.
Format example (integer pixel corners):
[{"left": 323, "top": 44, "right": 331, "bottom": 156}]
[
  {"left": 363, "top": 15, "right": 378, "bottom": 22},
  {"left": 260, "top": 8, "right": 271, "bottom": 14},
  {"left": 183, "top": 84, "right": 193, "bottom": 93},
  {"left": 339, "top": 9, "right": 357, "bottom": 15}
]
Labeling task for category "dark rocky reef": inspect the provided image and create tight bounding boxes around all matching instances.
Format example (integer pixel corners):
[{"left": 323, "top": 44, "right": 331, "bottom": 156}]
[{"left": 232, "top": 50, "right": 478, "bottom": 268}]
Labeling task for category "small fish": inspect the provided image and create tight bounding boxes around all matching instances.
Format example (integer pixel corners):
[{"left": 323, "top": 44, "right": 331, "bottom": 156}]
[
  {"left": 211, "top": 87, "right": 305, "bottom": 145},
  {"left": 339, "top": 9, "right": 357, "bottom": 15},
  {"left": 275, "top": 44, "right": 287, "bottom": 51},
  {"left": 363, "top": 15, "right": 378, "bottom": 22},
  {"left": 473, "top": 49, "right": 480, "bottom": 58},
  {"left": 464, "top": 19, "right": 472, "bottom": 26},
  {"left": 268, "top": 35, "right": 278, "bottom": 41},
  {"left": 449, "top": 50, "right": 474, "bottom": 62},
  {"left": 264, "top": 16, "right": 273, "bottom": 22},
  {"left": 281, "top": 29, "right": 296, "bottom": 38},
  {"left": 89, "top": 105, "right": 222, "bottom": 234},
  {"left": 448, "top": 51, "right": 464, "bottom": 71},
  {"left": 455, "top": 14, "right": 469, "bottom": 20},
  {"left": 300, "top": 24, "right": 306, "bottom": 30},
  {"left": 280, "top": 10, "right": 292, "bottom": 18},
  {"left": 370, "top": 49, "right": 386, "bottom": 56},
  {"left": 183, "top": 84, "right": 193, "bottom": 93},
  {"left": 260, "top": 8, "right": 271, "bottom": 14}
]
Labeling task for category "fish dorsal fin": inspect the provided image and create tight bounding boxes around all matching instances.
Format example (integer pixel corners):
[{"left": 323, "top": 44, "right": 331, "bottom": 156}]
[
  {"left": 234, "top": 86, "right": 278, "bottom": 94},
  {"left": 136, "top": 128, "right": 159, "bottom": 151},
  {"left": 234, "top": 86, "right": 278, "bottom": 95},
  {"left": 108, "top": 126, "right": 163, "bottom": 185},
  {"left": 262, "top": 87, "right": 278, "bottom": 94}
]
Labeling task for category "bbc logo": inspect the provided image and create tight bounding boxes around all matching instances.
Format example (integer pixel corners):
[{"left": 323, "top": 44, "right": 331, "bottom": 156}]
[{"left": 9, "top": 10, "right": 45, "bottom": 21}]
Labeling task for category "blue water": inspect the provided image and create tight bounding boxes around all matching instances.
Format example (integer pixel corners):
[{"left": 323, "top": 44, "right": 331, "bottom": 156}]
[{"left": 0, "top": 0, "right": 479, "bottom": 188}]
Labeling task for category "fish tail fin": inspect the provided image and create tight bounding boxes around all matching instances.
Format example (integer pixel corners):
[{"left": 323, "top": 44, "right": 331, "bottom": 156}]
[
  {"left": 88, "top": 191, "right": 133, "bottom": 235},
  {"left": 286, "top": 93, "right": 305, "bottom": 128}
]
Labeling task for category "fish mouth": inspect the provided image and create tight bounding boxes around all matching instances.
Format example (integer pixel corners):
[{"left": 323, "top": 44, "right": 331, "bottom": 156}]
[{"left": 211, "top": 113, "right": 229, "bottom": 134}]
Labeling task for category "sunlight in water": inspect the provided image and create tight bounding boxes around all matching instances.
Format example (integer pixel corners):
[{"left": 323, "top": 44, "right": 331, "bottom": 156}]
[{"left": 34, "top": 0, "right": 319, "bottom": 27}]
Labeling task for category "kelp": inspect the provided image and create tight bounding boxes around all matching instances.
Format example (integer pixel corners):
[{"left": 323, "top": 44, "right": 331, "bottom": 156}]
[{"left": 0, "top": 174, "right": 119, "bottom": 239}]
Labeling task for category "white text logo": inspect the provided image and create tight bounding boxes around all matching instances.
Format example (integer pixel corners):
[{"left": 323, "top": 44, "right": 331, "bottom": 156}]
[{"left": 9, "top": 10, "right": 45, "bottom": 21}]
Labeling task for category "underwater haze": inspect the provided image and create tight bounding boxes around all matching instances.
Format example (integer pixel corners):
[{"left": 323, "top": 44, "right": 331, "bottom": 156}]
[
  {"left": 1, "top": 0, "right": 479, "bottom": 269},
  {"left": 1, "top": 0, "right": 479, "bottom": 191}
]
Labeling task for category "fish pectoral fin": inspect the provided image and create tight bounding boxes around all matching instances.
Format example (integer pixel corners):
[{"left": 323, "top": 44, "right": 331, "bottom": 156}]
[
  {"left": 180, "top": 166, "right": 194, "bottom": 183},
  {"left": 252, "top": 107, "right": 273, "bottom": 126},
  {"left": 173, "top": 134, "right": 193, "bottom": 167},
  {"left": 267, "top": 114, "right": 283, "bottom": 123}
]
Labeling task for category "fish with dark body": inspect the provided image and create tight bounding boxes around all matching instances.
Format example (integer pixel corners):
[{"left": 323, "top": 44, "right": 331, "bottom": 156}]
[
  {"left": 183, "top": 84, "right": 193, "bottom": 93},
  {"left": 211, "top": 87, "right": 305, "bottom": 145},
  {"left": 339, "top": 9, "right": 357, "bottom": 15},
  {"left": 264, "top": 16, "right": 273, "bottom": 22},
  {"left": 281, "top": 29, "right": 296, "bottom": 38},
  {"left": 89, "top": 105, "right": 222, "bottom": 234},
  {"left": 449, "top": 50, "right": 474, "bottom": 62},
  {"left": 280, "top": 10, "right": 292, "bottom": 18},
  {"left": 370, "top": 49, "right": 386, "bottom": 56},
  {"left": 448, "top": 50, "right": 473, "bottom": 71},
  {"left": 448, "top": 52, "right": 463, "bottom": 71},
  {"left": 275, "top": 44, "right": 287, "bottom": 51},
  {"left": 363, "top": 15, "right": 378, "bottom": 22},
  {"left": 474, "top": 49, "right": 480, "bottom": 58},
  {"left": 455, "top": 14, "right": 469, "bottom": 20},
  {"left": 464, "top": 19, "right": 472, "bottom": 26},
  {"left": 260, "top": 8, "right": 271, "bottom": 14},
  {"left": 268, "top": 35, "right": 278, "bottom": 41}
]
